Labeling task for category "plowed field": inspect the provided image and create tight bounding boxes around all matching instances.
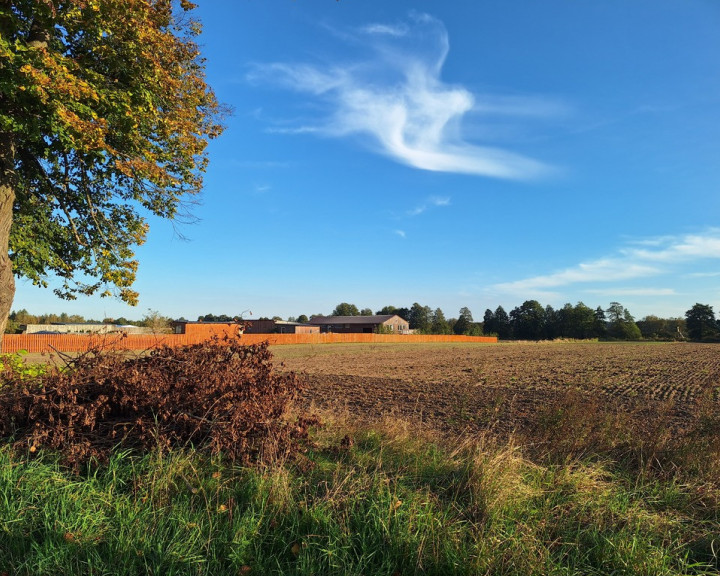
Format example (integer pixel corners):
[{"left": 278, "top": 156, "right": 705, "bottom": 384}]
[{"left": 274, "top": 342, "right": 720, "bottom": 436}]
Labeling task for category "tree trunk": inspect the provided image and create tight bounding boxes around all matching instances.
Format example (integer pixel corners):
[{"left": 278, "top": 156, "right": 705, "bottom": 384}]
[{"left": 0, "top": 132, "right": 16, "bottom": 350}]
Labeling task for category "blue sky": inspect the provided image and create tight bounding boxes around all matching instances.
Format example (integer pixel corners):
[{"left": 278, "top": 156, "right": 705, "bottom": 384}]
[{"left": 14, "top": 0, "right": 720, "bottom": 321}]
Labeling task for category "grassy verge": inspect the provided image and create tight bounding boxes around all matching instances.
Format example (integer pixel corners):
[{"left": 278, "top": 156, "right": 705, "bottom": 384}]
[{"left": 1, "top": 415, "right": 718, "bottom": 576}]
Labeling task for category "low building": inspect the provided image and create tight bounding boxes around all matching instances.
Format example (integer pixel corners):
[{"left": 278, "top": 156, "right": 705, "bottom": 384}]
[
  {"left": 243, "top": 319, "right": 319, "bottom": 334},
  {"left": 173, "top": 319, "right": 319, "bottom": 336},
  {"left": 271, "top": 321, "right": 320, "bottom": 334},
  {"left": 308, "top": 314, "right": 409, "bottom": 334},
  {"left": 20, "top": 323, "right": 152, "bottom": 335}
]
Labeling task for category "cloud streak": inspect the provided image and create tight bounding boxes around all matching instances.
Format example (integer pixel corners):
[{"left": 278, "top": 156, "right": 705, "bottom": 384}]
[
  {"left": 491, "top": 229, "right": 720, "bottom": 299},
  {"left": 248, "top": 14, "right": 558, "bottom": 180},
  {"left": 585, "top": 288, "right": 677, "bottom": 297},
  {"left": 407, "top": 195, "right": 450, "bottom": 216},
  {"left": 361, "top": 23, "right": 409, "bottom": 37}
]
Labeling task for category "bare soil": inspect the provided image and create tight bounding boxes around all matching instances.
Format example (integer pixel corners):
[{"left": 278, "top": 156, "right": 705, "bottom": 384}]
[{"left": 273, "top": 341, "right": 720, "bottom": 437}]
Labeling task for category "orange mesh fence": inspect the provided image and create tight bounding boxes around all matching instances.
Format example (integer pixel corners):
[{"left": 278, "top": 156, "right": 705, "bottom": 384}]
[
  {"left": 1, "top": 332, "right": 496, "bottom": 354},
  {"left": 182, "top": 324, "right": 241, "bottom": 338}
]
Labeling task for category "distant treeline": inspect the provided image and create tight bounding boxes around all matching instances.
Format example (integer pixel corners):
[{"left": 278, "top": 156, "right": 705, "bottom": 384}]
[
  {"left": 297, "top": 301, "right": 717, "bottom": 342},
  {"left": 483, "top": 301, "right": 666, "bottom": 341},
  {"left": 8, "top": 302, "right": 719, "bottom": 342},
  {"left": 5, "top": 309, "right": 172, "bottom": 334},
  {"left": 484, "top": 301, "right": 719, "bottom": 342}
]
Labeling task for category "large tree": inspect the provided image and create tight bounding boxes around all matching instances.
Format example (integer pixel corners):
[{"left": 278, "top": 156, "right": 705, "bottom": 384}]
[
  {"left": 482, "top": 308, "right": 495, "bottom": 334},
  {"left": 605, "top": 302, "right": 641, "bottom": 340},
  {"left": 430, "top": 307, "right": 451, "bottom": 335},
  {"left": 685, "top": 303, "right": 718, "bottom": 341},
  {"left": 0, "top": 1, "right": 222, "bottom": 339},
  {"left": 453, "top": 306, "right": 473, "bottom": 335},
  {"left": 493, "top": 305, "right": 512, "bottom": 340},
  {"left": 593, "top": 306, "right": 607, "bottom": 338},
  {"left": 408, "top": 302, "right": 432, "bottom": 333},
  {"left": 510, "top": 300, "right": 546, "bottom": 340}
]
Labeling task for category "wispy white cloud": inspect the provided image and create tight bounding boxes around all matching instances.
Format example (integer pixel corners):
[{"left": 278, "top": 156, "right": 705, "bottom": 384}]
[
  {"left": 585, "top": 288, "right": 677, "bottom": 297},
  {"left": 493, "top": 261, "right": 659, "bottom": 299},
  {"left": 621, "top": 233, "right": 720, "bottom": 262},
  {"left": 490, "top": 229, "right": 720, "bottom": 300},
  {"left": 407, "top": 195, "right": 451, "bottom": 216},
  {"left": 247, "top": 14, "right": 559, "bottom": 180},
  {"left": 394, "top": 229, "right": 407, "bottom": 239},
  {"left": 361, "top": 23, "right": 409, "bottom": 37}
]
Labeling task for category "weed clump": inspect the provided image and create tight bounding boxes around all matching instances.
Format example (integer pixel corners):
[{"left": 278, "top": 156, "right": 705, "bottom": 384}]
[{"left": 0, "top": 337, "right": 319, "bottom": 469}]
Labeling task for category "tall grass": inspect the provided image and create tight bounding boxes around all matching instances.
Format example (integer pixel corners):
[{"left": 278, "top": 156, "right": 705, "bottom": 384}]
[{"left": 1, "top": 413, "right": 718, "bottom": 575}]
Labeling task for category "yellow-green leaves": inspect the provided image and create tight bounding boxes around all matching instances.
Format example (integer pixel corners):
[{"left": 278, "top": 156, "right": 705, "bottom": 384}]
[{"left": 2, "top": 0, "right": 223, "bottom": 306}]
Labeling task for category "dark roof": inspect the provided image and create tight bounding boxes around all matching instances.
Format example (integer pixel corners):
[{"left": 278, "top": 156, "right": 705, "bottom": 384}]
[
  {"left": 174, "top": 320, "right": 240, "bottom": 324},
  {"left": 309, "top": 315, "right": 399, "bottom": 325}
]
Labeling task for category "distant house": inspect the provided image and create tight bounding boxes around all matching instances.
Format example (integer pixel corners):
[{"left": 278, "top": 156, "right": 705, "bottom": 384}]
[{"left": 308, "top": 315, "right": 409, "bottom": 334}]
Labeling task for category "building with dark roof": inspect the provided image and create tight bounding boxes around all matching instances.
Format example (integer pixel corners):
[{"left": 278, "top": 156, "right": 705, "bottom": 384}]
[
  {"left": 172, "top": 319, "right": 319, "bottom": 336},
  {"left": 308, "top": 315, "right": 409, "bottom": 334}
]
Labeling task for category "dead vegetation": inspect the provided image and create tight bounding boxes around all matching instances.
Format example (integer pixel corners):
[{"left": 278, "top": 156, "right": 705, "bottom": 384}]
[{"left": 0, "top": 336, "right": 319, "bottom": 469}]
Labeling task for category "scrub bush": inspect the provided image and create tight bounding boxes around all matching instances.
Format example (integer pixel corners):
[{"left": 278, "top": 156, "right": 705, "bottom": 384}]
[{"left": 0, "top": 337, "right": 318, "bottom": 469}]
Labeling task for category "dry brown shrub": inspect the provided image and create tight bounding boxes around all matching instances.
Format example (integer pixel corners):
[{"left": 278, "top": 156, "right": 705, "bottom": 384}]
[{"left": 0, "top": 336, "right": 320, "bottom": 469}]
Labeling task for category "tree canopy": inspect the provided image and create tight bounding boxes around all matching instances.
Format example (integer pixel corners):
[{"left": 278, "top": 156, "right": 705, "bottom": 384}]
[
  {"left": 510, "top": 300, "right": 546, "bottom": 340},
  {"left": 430, "top": 307, "right": 451, "bottom": 335},
  {"left": 408, "top": 302, "right": 432, "bottom": 332},
  {"left": 376, "top": 305, "right": 410, "bottom": 321},
  {"left": 0, "top": 0, "right": 223, "bottom": 336},
  {"left": 605, "top": 302, "right": 641, "bottom": 340},
  {"left": 685, "top": 303, "right": 718, "bottom": 341},
  {"left": 453, "top": 306, "right": 473, "bottom": 335},
  {"left": 331, "top": 302, "right": 360, "bottom": 316}
]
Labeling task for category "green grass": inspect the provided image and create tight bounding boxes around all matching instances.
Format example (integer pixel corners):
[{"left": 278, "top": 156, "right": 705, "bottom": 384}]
[{"left": 1, "top": 419, "right": 718, "bottom": 576}]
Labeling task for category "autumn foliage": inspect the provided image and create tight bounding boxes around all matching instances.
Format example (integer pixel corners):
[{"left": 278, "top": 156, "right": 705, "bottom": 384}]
[
  {"left": 0, "top": 337, "right": 319, "bottom": 469},
  {"left": 0, "top": 0, "right": 223, "bottom": 337}
]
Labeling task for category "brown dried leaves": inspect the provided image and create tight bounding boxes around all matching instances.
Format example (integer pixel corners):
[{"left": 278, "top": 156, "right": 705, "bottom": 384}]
[{"left": 0, "top": 336, "right": 319, "bottom": 469}]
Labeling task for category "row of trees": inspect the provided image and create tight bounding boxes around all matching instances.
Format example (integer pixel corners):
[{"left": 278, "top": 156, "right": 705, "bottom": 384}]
[
  {"left": 315, "top": 301, "right": 660, "bottom": 339},
  {"left": 298, "top": 301, "right": 715, "bottom": 342},
  {"left": 8, "top": 302, "right": 719, "bottom": 342},
  {"left": 483, "top": 301, "right": 718, "bottom": 342},
  {"left": 482, "top": 301, "right": 645, "bottom": 341},
  {"left": 365, "top": 300, "right": 642, "bottom": 340},
  {"left": 6, "top": 308, "right": 172, "bottom": 334}
]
